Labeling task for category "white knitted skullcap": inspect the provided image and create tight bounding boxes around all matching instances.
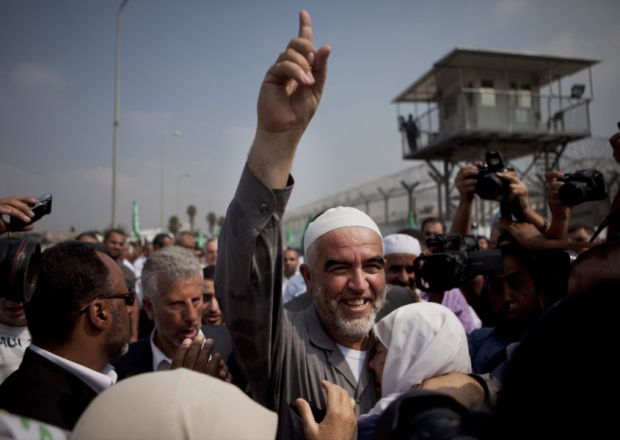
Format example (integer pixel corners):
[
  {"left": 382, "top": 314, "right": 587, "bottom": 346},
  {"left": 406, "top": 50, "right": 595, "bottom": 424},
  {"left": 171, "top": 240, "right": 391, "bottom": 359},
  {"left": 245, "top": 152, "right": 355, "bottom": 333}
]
[
  {"left": 383, "top": 233, "right": 422, "bottom": 257},
  {"left": 303, "top": 206, "right": 382, "bottom": 255}
]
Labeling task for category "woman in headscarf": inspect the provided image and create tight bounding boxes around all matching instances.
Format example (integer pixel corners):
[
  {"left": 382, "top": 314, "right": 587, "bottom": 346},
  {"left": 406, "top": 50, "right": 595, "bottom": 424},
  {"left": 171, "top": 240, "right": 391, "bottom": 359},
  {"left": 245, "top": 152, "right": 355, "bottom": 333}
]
[{"left": 357, "top": 302, "right": 472, "bottom": 439}]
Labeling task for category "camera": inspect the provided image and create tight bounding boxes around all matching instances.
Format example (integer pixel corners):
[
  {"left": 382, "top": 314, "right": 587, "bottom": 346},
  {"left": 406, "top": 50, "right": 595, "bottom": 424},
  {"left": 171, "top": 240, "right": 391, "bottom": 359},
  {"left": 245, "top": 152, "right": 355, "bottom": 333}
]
[
  {"left": 9, "top": 193, "right": 53, "bottom": 232},
  {"left": 558, "top": 169, "right": 607, "bottom": 206},
  {"left": 0, "top": 238, "right": 41, "bottom": 302},
  {"left": 475, "top": 151, "right": 525, "bottom": 222},
  {"left": 413, "top": 234, "right": 503, "bottom": 292},
  {"left": 372, "top": 389, "right": 491, "bottom": 440}
]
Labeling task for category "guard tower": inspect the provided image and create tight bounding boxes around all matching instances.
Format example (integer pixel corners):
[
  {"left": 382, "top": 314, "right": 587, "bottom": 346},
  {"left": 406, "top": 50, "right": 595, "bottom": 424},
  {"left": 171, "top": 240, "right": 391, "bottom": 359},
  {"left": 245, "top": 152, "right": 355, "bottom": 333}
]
[{"left": 393, "top": 47, "right": 599, "bottom": 221}]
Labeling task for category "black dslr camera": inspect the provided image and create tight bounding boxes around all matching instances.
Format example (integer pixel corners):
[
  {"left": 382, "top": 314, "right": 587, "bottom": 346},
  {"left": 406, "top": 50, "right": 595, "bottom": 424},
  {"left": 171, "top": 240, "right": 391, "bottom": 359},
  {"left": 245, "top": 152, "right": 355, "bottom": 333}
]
[
  {"left": 558, "top": 169, "right": 607, "bottom": 206},
  {"left": 0, "top": 239, "right": 41, "bottom": 303},
  {"left": 475, "top": 151, "right": 525, "bottom": 222},
  {"left": 413, "top": 234, "right": 503, "bottom": 292}
]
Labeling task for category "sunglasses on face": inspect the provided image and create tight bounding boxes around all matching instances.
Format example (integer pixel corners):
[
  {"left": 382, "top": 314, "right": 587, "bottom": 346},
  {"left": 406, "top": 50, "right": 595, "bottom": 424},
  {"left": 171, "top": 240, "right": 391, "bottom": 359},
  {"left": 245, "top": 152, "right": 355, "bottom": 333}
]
[{"left": 79, "top": 289, "right": 135, "bottom": 313}]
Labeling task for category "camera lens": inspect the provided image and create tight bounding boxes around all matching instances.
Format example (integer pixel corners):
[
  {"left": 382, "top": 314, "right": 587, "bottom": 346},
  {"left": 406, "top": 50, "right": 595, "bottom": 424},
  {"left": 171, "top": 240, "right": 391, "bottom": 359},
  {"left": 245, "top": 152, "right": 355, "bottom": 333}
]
[
  {"left": 0, "top": 239, "right": 41, "bottom": 303},
  {"left": 558, "top": 182, "right": 589, "bottom": 206},
  {"left": 475, "top": 174, "right": 505, "bottom": 200}
]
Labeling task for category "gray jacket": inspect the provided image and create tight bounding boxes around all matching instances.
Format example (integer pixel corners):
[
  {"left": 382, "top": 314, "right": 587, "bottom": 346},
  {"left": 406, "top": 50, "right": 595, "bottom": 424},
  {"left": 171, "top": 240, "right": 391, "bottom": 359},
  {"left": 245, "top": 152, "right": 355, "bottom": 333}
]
[{"left": 216, "top": 165, "right": 376, "bottom": 439}]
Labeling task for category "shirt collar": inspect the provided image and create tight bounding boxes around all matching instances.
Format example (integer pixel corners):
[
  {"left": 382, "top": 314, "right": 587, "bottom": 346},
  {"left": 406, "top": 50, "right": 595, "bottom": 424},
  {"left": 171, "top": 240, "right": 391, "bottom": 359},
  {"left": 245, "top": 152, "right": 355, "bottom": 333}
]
[{"left": 29, "top": 344, "right": 117, "bottom": 394}]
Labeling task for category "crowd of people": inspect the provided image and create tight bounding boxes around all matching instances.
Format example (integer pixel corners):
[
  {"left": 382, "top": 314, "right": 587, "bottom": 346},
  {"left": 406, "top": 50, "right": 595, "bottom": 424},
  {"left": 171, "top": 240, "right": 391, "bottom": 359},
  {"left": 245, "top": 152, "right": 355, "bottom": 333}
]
[{"left": 1, "top": 10, "right": 619, "bottom": 440}]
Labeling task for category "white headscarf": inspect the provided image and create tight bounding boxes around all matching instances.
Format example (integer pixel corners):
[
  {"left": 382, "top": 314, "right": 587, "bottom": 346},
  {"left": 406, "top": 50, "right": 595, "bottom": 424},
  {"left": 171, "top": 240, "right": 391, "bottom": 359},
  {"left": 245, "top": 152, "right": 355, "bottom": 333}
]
[
  {"left": 71, "top": 369, "right": 278, "bottom": 440},
  {"left": 360, "top": 302, "right": 472, "bottom": 418}
]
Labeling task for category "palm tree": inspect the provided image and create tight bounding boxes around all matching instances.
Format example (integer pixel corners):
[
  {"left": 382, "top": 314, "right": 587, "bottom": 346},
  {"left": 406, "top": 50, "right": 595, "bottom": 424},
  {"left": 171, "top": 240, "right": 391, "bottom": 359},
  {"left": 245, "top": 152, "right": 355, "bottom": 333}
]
[
  {"left": 187, "top": 205, "right": 197, "bottom": 232},
  {"left": 168, "top": 215, "right": 181, "bottom": 236},
  {"left": 215, "top": 215, "right": 226, "bottom": 238},
  {"left": 206, "top": 211, "right": 217, "bottom": 238}
]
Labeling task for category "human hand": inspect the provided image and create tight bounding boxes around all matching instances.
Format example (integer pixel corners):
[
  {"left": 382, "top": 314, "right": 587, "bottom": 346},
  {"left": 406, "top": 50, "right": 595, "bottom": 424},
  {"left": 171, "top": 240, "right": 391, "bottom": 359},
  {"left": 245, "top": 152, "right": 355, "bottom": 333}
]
[
  {"left": 170, "top": 335, "right": 232, "bottom": 383},
  {"left": 454, "top": 165, "right": 479, "bottom": 202},
  {"left": 295, "top": 380, "right": 357, "bottom": 440},
  {"left": 255, "top": 10, "right": 331, "bottom": 143},
  {"left": 495, "top": 171, "right": 532, "bottom": 214},
  {"left": 498, "top": 218, "right": 548, "bottom": 250},
  {"left": 609, "top": 131, "right": 620, "bottom": 165},
  {"left": 545, "top": 170, "right": 572, "bottom": 220},
  {"left": 0, "top": 196, "right": 37, "bottom": 235}
]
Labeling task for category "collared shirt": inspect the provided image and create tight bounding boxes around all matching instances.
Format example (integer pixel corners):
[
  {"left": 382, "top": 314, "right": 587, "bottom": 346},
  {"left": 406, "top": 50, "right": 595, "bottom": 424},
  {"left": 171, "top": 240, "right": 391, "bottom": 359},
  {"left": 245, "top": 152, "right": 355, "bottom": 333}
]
[
  {"left": 29, "top": 344, "right": 117, "bottom": 394},
  {"left": 149, "top": 328, "right": 205, "bottom": 372}
]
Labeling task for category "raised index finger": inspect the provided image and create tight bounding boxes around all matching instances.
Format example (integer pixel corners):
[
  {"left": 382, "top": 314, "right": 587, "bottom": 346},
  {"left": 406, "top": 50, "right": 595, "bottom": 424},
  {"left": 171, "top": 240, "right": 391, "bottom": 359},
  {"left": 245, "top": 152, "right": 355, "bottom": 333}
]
[{"left": 298, "top": 10, "right": 313, "bottom": 42}]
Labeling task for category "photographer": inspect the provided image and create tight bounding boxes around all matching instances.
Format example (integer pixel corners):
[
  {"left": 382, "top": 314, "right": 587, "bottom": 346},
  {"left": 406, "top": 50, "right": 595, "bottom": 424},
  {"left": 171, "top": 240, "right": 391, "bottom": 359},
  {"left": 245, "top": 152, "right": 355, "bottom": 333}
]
[
  {"left": 0, "top": 195, "right": 42, "bottom": 384},
  {"left": 0, "top": 196, "right": 37, "bottom": 235}
]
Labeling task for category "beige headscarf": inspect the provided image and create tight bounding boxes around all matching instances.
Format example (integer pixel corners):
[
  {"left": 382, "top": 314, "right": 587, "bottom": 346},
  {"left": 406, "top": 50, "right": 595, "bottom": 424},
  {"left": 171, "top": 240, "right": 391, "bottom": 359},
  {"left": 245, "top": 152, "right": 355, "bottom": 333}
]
[{"left": 71, "top": 369, "right": 278, "bottom": 440}]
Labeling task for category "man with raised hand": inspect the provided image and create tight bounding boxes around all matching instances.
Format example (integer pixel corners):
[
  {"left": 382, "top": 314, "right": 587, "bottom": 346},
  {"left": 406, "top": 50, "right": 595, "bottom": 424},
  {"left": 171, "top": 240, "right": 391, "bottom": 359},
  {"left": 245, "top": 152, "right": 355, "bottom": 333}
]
[{"left": 216, "top": 11, "right": 487, "bottom": 440}]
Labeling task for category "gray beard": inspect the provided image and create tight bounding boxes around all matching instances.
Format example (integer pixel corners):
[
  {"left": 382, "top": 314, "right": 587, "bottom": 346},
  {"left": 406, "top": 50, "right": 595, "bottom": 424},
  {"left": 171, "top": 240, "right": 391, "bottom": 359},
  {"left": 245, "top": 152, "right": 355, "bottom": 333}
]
[{"left": 313, "top": 283, "right": 386, "bottom": 339}]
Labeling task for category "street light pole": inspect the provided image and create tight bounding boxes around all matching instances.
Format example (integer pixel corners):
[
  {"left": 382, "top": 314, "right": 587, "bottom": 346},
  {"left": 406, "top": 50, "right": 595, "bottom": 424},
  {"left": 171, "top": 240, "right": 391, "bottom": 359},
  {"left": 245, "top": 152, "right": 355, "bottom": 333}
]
[
  {"left": 177, "top": 173, "right": 191, "bottom": 223},
  {"left": 111, "top": 0, "right": 130, "bottom": 228},
  {"left": 160, "top": 129, "right": 181, "bottom": 231}
]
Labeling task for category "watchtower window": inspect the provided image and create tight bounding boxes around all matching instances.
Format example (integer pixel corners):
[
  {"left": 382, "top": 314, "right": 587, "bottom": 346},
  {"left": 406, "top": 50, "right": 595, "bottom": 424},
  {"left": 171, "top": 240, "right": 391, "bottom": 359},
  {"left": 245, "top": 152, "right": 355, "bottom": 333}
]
[
  {"left": 518, "top": 84, "right": 532, "bottom": 109},
  {"left": 480, "top": 79, "right": 495, "bottom": 107},
  {"left": 444, "top": 93, "right": 457, "bottom": 118}
]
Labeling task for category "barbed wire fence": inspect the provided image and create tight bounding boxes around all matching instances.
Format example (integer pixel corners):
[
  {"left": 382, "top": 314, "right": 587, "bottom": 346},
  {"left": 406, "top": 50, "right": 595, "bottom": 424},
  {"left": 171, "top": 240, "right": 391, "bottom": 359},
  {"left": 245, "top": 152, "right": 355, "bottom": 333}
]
[{"left": 282, "top": 136, "right": 618, "bottom": 248}]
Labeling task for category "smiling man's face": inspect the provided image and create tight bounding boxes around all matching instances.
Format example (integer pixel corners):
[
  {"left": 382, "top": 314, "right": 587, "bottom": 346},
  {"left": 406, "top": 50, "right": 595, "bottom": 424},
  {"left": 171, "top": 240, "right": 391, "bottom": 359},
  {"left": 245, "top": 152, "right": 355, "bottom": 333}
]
[{"left": 303, "top": 227, "right": 386, "bottom": 347}]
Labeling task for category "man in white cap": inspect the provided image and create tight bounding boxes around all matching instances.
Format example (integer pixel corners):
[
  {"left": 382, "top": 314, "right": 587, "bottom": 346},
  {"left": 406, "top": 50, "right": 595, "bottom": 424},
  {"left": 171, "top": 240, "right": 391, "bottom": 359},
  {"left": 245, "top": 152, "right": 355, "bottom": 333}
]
[
  {"left": 216, "top": 10, "right": 491, "bottom": 440},
  {"left": 382, "top": 233, "right": 423, "bottom": 302}
]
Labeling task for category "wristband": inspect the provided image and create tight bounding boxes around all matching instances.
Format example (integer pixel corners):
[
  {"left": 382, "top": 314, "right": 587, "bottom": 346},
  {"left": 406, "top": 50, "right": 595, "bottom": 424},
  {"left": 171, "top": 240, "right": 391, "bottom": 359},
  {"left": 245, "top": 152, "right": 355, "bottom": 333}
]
[{"left": 539, "top": 217, "right": 549, "bottom": 234}]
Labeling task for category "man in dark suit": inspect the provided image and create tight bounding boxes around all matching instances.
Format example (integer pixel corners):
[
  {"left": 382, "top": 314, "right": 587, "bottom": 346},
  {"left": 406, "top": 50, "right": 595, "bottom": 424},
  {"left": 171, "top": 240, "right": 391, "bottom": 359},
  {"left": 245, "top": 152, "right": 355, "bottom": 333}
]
[
  {"left": 111, "top": 246, "right": 238, "bottom": 387},
  {"left": 0, "top": 241, "right": 134, "bottom": 430}
]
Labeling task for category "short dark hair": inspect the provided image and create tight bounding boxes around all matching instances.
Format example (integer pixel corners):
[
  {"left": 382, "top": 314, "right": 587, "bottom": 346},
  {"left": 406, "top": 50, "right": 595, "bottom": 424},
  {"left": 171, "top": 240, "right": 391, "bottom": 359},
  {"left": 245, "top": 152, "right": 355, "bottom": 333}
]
[
  {"left": 203, "top": 265, "right": 215, "bottom": 280},
  {"left": 284, "top": 247, "right": 300, "bottom": 256},
  {"left": 75, "top": 231, "right": 99, "bottom": 242},
  {"left": 104, "top": 228, "right": 126, "bottom": 241},
  {"left": 421, "top": 217, "right": 445, "bottom": 233},
  {"left": 25, "top": 241, "right": 113, "bottom": 345},
  {"left": 568, "top": 223, "right": 595, "bottom": 235},
  {"left": 152, "top": 233, "right": 172, "bottom": 249}
]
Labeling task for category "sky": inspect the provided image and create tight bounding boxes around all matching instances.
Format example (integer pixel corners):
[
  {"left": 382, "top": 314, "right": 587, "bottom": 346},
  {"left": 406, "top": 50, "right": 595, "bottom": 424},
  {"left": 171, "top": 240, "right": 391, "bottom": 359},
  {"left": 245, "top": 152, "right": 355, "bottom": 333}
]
[{"left": 1, "top": 0, "right": 619, "bottom": 235}]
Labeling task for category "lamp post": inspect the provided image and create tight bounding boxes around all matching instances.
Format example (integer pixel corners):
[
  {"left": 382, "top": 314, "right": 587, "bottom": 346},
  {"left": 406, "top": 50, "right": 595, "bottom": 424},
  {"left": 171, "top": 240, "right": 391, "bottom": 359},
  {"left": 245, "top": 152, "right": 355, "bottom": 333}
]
[
  {"left": 111, "top": 0, "right": 130, "bottom": 228},
  {"left": 160, "top": 129, "right": 181, "bottom": 230},
  {"left": 177, "top": 173, "right": 191, "bottom": 222}
]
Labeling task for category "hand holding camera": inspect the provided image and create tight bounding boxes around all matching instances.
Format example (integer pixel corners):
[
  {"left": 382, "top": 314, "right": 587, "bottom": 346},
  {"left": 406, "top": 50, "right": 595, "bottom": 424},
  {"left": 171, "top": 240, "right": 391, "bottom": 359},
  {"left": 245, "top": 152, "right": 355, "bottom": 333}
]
[
  {"left": 0, "top": 196, "right": 38, "bottom": 235},
  {"left": 454, "top": 165, "right": 479, "bottom": 203},
  {"left": 474, "top": 151, "right": 525, "bottom": 222},
  {"left": 4, "top": 193, "right": 52, "bottom": 233},
  {"left": 557, "top": 169, "right": 607, "bottom": 206}
]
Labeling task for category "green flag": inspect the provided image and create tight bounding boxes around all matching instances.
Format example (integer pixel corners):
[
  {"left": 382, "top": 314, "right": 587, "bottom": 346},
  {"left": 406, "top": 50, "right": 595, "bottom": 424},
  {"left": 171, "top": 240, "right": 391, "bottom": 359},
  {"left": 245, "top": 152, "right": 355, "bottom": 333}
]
[
  {"left": 215, "top": 225, "right": 221, "bottom": 239},
  {"left": 197, "top": 229, "right": 205, "bottom": 248},
  {"left": 286, "top": 228, "right": 296, "bottom": 248},
  {"left": 408, "top": 210, "right": 416, "bottom": 229},
  {"left": 132, "top": 200, "right": 141, "bottom": 238}
]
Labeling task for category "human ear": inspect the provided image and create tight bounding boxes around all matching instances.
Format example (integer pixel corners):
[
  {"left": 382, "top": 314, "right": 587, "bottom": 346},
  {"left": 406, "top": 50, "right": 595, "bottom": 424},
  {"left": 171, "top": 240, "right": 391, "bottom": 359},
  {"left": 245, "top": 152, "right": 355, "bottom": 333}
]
[{"left": 300, "top": 264, "right": 313, "bottom": 293}]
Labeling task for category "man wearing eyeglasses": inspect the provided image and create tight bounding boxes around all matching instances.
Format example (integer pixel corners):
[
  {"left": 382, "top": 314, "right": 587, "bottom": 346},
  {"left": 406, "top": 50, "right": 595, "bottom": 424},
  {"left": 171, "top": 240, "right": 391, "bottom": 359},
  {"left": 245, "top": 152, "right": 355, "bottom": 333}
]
[{"left": 0, "top": 241, "right": 134, "bottom": 430}]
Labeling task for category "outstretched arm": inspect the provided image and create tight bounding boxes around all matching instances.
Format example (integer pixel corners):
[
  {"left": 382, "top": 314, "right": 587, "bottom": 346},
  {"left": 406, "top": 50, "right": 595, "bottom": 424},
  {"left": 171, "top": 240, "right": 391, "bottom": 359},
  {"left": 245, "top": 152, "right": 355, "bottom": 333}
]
[
  {"left": 450, "top": 165, "right": 478, "bottom": 235},
  {"left": 247, "top": 10, "right": 331, "bottom": 189}
]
